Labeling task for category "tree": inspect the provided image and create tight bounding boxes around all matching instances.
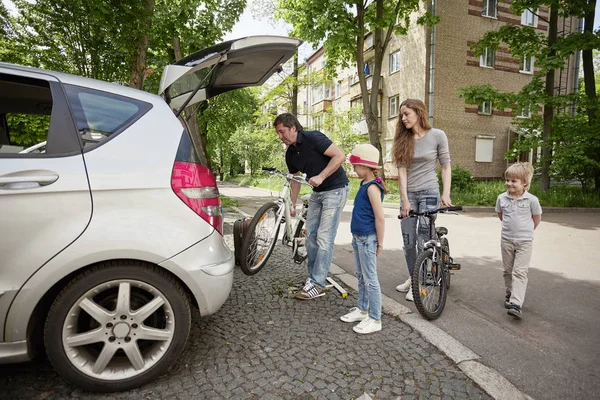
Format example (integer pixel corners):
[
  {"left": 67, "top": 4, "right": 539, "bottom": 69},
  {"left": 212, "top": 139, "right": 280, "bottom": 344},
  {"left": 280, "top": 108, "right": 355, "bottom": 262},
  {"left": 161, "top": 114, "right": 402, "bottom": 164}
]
[
  {"left": 200, "top": 88, "right": 260, "bottom": 179},
  {"left": 275, "top": 0, "right": 436, "bottom": 171},
  {"left": 460, "top": 0, "right": 600, "bottom": 191}
]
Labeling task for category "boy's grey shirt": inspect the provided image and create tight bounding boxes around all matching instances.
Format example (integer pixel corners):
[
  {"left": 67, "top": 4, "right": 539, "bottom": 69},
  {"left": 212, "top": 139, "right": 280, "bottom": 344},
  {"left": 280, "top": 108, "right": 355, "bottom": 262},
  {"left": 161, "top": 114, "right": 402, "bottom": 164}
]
[
  {"left": 397, "top": 128, "right": 451, "bottom": 192},
  {"left": 495, "top": 191, "right": 542, "bottom": 241}
]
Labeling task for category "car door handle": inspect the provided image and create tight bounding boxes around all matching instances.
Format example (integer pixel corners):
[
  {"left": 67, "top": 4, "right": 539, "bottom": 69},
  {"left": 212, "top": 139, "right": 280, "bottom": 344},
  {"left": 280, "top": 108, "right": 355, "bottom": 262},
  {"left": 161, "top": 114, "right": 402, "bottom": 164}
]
[{"left": 0, "top": 170, "right": 59, "bottom": 189}]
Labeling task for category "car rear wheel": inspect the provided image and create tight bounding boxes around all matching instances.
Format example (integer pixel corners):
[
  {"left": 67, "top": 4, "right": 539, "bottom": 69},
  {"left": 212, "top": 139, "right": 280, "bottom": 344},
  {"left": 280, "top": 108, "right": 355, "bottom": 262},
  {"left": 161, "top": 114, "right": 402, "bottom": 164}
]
[{"left": 44, "top": 262, "right": 191, "bottom": 392}]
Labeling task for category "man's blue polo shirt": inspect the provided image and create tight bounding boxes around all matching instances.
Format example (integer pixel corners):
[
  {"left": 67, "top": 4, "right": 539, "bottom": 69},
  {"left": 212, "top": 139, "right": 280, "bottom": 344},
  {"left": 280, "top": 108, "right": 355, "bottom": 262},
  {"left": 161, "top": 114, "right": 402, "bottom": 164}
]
[{"left": 285, "top": 130, "right": 348, "bottom": 193}]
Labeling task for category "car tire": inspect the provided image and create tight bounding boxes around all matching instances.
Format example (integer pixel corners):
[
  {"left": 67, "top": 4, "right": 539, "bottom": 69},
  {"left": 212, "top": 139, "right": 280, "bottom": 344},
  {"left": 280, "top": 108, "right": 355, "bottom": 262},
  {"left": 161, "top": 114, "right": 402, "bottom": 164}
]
[{"left": 44, "top": 261, "right": 191, "bottom": 392}]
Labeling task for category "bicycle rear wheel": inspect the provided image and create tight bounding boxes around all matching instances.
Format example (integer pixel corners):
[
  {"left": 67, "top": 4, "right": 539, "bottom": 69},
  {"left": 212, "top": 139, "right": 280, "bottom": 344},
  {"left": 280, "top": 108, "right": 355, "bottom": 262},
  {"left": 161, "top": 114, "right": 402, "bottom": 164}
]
[
  {"left": 240, "top": 202, "right": 280, "bottom": 275},
  {"left": 292, "top": 219, "right": 308, "bottom": 264},
  {"left": 411, "top": 249, "right": 448, "bottom": 320}
]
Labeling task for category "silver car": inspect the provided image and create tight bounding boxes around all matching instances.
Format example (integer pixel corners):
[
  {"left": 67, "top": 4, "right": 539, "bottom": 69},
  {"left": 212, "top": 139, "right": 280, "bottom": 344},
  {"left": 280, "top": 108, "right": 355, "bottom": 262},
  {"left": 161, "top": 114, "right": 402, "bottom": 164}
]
[{"left": 0, "top": 36, "right": 300, "bottom": 392}]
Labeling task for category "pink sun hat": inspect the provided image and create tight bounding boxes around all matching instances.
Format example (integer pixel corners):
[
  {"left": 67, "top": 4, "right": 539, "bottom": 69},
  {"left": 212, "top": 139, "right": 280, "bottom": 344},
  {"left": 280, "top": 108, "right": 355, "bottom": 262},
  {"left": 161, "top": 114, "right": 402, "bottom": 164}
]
[{"left": 349, "top": 143, "right": 382, "bottom": 169}]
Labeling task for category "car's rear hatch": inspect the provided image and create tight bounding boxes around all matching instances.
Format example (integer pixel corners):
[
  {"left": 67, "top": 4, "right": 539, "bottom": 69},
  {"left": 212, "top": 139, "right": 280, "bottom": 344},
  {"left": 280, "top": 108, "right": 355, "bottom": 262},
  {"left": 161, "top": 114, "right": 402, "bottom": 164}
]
[{"left": 159, "top": 36, "right": 302, "bottom": 113}]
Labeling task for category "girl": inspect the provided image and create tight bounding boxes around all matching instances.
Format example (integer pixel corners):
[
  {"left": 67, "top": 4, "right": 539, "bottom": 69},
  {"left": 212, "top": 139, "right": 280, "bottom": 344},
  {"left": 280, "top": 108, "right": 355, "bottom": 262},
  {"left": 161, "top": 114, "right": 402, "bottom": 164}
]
[
  {"left": 392, "top": 99, "right": 453, "bottom": 301},
  {"left": 340, "top": 144, "right": 386, "bottom": 334}
]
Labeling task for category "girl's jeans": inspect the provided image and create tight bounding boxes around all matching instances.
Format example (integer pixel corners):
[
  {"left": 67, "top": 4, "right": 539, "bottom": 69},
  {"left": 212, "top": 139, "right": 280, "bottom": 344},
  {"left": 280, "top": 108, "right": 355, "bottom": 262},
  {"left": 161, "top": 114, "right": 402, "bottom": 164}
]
[
  {"left": 352, "top": 233, "right": 382, "bottom": 320},
  {"left": 305, "top": 185, "right": 349, "bottom": 289},
  {"left": 400, "top": 188, "right": 440, "bottom": 276}
]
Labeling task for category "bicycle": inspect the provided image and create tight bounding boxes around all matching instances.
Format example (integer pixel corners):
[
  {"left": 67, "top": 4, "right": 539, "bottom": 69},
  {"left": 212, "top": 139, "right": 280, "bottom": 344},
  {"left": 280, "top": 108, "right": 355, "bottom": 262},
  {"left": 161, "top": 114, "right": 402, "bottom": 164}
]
[
  {"left": 239, "top": 168, "right": 313, "bottom": 276},
  {"left": 398, "top": 206, "right": 462, "bottom": 320}
]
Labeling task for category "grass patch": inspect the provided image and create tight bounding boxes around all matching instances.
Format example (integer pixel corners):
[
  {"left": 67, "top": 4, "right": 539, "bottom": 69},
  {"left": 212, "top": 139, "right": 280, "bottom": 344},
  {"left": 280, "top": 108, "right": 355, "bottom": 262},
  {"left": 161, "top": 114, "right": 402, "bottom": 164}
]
[
  {"left": 225, "top": 175, "right": 600, "bottom": 208},
  {"left": 220, "top": 196, "right": 241, "bottom": 208}
]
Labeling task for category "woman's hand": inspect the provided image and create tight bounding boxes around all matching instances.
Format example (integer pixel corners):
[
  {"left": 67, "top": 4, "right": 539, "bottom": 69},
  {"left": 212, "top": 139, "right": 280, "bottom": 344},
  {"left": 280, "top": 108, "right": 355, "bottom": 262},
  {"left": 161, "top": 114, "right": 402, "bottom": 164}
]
[
  {"left": 400, "top": 200, "right": 412, "bottom": 218},
  {"left": 441, "top": 194, "right": 453, "bottom": 207}
]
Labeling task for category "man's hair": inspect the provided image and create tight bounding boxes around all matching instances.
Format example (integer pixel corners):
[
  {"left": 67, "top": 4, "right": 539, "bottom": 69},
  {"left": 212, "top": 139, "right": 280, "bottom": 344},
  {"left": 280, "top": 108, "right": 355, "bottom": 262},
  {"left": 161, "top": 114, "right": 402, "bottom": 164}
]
[
  {"left": 273, "top": 113, "right": 303, "bottom": 131},
  {"left": 505, "top": 162, "right": 534, "bottom": 188}
]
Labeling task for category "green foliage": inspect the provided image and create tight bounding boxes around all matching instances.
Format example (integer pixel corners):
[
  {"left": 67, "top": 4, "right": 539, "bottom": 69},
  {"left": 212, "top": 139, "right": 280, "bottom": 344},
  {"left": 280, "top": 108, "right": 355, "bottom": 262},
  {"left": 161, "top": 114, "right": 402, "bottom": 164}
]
[
  {"left": 321, "top": 107, "right": 368, "bottom": 169},
  {"left": 6, "top": 114, "right": 50, "bottom": 147},
  {"left": 437, "top": 165, "right": 475, "bottom": 192}
]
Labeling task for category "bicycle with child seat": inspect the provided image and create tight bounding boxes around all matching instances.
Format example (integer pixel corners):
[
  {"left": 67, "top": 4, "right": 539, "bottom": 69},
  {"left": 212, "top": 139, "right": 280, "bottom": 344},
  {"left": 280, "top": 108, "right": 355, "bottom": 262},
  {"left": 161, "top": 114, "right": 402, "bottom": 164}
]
[
  {"left": 239, "top": 168, "right": 313, "bottom": 275},
  {"left": 398, "top": 206, "right": 463, "bottom": 320}
]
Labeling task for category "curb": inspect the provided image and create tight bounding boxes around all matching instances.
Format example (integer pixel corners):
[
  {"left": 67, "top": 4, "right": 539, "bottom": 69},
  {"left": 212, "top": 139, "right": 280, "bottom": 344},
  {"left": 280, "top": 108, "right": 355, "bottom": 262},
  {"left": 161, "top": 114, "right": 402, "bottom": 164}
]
[{"left": 329, "top": 263, "right": 533, "bottom": 400}]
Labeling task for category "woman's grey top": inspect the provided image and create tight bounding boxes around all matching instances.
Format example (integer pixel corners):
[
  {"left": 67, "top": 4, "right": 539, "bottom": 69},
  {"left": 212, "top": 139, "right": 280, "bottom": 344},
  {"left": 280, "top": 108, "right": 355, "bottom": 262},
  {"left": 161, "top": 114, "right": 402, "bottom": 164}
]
[{"left": 398, "top": 128, "right": 451, "bottom": 192}]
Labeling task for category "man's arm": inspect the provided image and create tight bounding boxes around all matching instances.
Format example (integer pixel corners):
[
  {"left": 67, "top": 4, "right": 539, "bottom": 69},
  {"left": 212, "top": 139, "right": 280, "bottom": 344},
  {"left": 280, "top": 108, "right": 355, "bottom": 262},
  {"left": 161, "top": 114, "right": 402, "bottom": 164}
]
[
  {"left": 309, "top": 143, "right": 345, "bottom": 188},
  {"left": 290, "top": 178, "right": 300, "bottom": 217}
]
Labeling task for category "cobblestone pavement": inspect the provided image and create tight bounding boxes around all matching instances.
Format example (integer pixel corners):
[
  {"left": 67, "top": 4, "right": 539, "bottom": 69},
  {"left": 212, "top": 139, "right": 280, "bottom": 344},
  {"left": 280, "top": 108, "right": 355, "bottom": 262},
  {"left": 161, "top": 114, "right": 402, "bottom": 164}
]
[{"left": 0, "top": 213, "right": 492, "bottom": 400}]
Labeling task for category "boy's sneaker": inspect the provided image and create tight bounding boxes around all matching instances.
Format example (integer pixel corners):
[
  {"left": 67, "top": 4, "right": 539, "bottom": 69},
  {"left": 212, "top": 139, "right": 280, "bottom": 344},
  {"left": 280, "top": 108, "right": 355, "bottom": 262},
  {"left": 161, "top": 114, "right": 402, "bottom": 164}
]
[
  {"left": 396, "top": 278, "right": 411, "bottom": 293},
  {"left": 507, "top": 304, "right": 522, "bottom": 319},
  {"left": 353, "top": 317, "right": 382, "bottom": 334},
  {"left": 295, "top": 282, "right": 325, "bottom": 300},
  {"left": 504, "top": 293, "right": 511, "bottom": 309},
  {"left": 340, "top": 307, "right": 368, "bottom": 323}
]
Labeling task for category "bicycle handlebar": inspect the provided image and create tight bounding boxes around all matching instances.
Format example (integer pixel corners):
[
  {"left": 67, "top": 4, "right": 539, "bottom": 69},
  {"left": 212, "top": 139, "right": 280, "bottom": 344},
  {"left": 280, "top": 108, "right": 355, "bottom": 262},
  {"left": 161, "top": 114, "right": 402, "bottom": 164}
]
[
  {"left": 397, "top": 206, "right": 463, "bottom": 219},
  {"left": 261, "top": 167, "right": 313, "bottom": 188}
]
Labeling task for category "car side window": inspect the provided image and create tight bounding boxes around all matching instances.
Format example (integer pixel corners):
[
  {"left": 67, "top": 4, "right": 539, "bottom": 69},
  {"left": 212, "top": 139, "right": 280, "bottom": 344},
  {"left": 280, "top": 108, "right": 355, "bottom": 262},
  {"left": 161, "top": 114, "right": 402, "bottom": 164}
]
[
  {"left": 0, "top": 73, "right": 53, "bottom": 156},
  {"left": 64, "top": 84, "right": 152, "bottom": 149}
]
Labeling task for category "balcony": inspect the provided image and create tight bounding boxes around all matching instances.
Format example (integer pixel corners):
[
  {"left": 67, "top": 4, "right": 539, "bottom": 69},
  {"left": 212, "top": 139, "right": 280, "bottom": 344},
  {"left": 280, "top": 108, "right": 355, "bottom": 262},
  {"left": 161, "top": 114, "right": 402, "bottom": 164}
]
[
  {"left": 312, "top": 99, "right": 333, "bottom": 113},
  {"left": 349, "top": 75, "right": 383, "bottom": 100}
]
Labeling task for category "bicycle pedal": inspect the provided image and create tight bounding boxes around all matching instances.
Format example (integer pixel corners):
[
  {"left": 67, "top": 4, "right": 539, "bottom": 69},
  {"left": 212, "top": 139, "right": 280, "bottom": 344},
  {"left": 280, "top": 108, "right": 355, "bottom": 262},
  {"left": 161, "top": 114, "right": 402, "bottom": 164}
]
[{"left": 448, "top": 263, "right": 461, "bottom": 270}]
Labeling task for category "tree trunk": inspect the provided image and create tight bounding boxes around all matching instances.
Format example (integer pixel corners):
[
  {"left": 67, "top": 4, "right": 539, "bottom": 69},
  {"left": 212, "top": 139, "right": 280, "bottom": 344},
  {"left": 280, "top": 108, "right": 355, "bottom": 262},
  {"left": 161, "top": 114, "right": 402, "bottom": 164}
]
[
  {"left": 128, "top": 0, "right": 155, "bottom": 89},
  {"left": 540, "top": 5, "right": 558, "bottom": 192},
  {"left": 291, "top": 52, "right": 298, "bottom": 115},
  {"left": 582, "top": 0, "right": 599, "bottom": 190}
]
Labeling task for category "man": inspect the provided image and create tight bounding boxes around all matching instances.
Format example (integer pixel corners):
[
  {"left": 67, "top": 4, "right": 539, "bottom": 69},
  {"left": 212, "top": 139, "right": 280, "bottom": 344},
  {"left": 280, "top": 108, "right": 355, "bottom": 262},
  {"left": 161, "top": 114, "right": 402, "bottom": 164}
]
[{"left": 274, "top": 113, "right": 349, "bottom": 300}]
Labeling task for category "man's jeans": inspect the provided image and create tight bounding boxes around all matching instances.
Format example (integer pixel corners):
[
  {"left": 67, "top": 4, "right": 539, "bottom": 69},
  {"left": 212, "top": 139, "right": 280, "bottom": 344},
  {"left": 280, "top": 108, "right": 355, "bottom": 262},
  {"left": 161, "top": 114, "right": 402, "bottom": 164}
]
[
  {"left": 352, "top": 233, "right": 382, "bottom": 320},
  {"left": 400, "top": 188, "right": 440, "bottom": 275},
  {"left": 305, "top": 185, "right": 349, "bottom": 289}
]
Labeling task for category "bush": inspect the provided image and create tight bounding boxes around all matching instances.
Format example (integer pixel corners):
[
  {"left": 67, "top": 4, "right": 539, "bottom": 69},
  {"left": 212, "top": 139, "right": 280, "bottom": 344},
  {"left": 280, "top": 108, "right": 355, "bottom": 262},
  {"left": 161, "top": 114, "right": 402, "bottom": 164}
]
[{"left": 437, "top": 165, "right": 474, "bottom": 192}]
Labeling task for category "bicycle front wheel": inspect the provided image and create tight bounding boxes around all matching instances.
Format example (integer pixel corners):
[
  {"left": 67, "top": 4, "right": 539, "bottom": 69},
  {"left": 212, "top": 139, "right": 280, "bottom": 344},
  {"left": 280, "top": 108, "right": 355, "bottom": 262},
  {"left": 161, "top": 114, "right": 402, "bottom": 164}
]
[
  {"left": 441, "top": 237, "right": 451, "bottom": 289},
  {"left": 240, "top": 202, "right": 281, "bottom": 275},
  {"left": 411, "top": 249, "right": 448, "bottom": 320}
]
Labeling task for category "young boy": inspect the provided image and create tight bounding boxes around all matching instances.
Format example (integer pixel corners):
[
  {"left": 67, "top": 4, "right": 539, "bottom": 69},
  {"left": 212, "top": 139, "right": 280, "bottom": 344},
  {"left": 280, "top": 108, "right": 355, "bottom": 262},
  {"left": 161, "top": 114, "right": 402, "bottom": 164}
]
[{"left": 495, "top": 162, "right": 542, "bottom": 319}]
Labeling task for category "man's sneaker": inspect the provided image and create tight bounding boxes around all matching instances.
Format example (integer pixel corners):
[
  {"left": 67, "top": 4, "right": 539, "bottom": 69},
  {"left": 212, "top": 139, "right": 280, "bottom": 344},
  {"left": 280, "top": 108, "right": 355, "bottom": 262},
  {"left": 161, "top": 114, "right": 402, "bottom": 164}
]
[
  {"left": 396, "top": 278, "right": 411, "bottom": 293},
  {"left": 352, "top": 317, "right": 382, "bottom": 334},
  {"left": 504, "top": 293, "right": 511, "bottom": 309},
  {"left": 507, "top": 304, "right": 522, "bottom": 319},
  {"left": 405, "top": 285, "right": 414, "bottom": 302},
  {"left": 295, "top": 282, "right": 325, "bottom": 300},
  {"left": 340, "top": 307, "right": 368, "bottom": 323}
]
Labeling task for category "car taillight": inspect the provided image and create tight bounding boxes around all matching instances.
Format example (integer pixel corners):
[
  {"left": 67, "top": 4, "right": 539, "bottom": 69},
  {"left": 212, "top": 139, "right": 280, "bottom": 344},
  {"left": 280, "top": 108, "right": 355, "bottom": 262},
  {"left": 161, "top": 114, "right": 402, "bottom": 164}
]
[{"left": 171, "top": 161, "right": 223, "bottom": 235}]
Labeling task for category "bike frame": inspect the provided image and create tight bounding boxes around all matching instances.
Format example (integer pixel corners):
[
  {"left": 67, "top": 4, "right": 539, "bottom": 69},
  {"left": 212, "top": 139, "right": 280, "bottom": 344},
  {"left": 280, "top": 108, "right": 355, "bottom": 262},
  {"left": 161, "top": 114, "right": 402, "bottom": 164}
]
[{"left": 266, "top": 171, "right": 310, "bottom": 244}]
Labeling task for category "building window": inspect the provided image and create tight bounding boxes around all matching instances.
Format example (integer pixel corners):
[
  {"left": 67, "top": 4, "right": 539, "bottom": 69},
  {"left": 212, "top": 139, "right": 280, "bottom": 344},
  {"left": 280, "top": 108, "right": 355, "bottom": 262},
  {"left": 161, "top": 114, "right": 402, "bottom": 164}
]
[
  {"left": 480, "top": 48, "right": 495, "bottom": 68},
  {"left": 521, "top": 8, "right": 538, "bottom": 27},
  {"left": 478, "top": 101, "right": 493, "bottom": 115},
  {"left": 482, "top": 0, "right": 497, "bottom": 18},
  {"left": 389, "top": 95, "right": 399, "bottom": 117},
  {"left": 519, "top": 105, "right": 531, "bottom": 118},
  {"left": 349, "top": 73, "right": 359, "bottom": 86},
  {"left": 520, "top": 55, "right": 534, "bottom": 74},
  {"left": 385, "top": 139, "right": 394, "bottom": 162},
  {"left": 335, "top": 81, "right": 342, "bottom": 99},
  {"left": 312, "top": 114, "right": 323, "bottom": 131},
  {"left": 475, "top": 135, "right": 495, "bottom": 162},
  {"left": 312, "top": 83, "right": 332, "bottom": 104},
  {"left": 389, "top": 51, "right": 401, "bottom": 74}
]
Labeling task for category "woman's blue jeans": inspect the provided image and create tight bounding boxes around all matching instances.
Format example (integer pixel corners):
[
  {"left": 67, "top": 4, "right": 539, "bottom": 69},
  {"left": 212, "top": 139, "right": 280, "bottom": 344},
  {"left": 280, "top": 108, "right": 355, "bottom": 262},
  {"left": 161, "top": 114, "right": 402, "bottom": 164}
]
[
  {"left": 352, "top": 233, "right": 382, "bottom": 320},
  {"left": 400, "top": 188, "right": 440, "bottom": 275},
  {"left": 305, "top": 185, "right": 349, "bottom": 289}
]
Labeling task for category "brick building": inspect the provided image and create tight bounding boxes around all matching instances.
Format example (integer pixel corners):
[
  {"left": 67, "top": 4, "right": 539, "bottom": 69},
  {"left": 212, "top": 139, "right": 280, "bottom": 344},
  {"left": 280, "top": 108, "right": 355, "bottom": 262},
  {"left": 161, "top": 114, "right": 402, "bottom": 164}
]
[{"left": 278, "top": 0, "right": 581, "bottom": 179}]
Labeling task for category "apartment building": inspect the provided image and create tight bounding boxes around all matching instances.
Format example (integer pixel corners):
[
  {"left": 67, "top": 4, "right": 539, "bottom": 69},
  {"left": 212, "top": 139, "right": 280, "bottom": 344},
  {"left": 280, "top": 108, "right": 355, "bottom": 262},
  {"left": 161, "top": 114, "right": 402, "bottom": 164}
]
[{"left": 285, "top": 0, "right": 581, "bottom": 179}]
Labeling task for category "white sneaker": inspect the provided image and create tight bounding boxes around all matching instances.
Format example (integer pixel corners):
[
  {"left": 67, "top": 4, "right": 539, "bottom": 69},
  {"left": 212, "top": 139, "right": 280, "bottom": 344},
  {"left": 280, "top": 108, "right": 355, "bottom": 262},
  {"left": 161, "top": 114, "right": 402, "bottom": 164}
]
[
  {"left": 340, "top": 307, "right": 368, "bottom": 323},
  {"left": 352, "top": 317, "right": 382, "bottom": 334},
  {"left": 405, "top": 286, "right": 414, "bottom": 302},
  {"left": 396, "top": 278, "right": 411, "bottom": 293}
]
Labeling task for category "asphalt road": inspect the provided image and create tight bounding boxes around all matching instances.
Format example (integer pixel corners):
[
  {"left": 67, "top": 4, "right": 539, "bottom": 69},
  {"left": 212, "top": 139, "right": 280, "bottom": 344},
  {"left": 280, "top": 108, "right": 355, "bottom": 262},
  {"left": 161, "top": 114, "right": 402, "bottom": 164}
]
[{"left": 219, "top": 181, "right": 600, "bottom": 400}]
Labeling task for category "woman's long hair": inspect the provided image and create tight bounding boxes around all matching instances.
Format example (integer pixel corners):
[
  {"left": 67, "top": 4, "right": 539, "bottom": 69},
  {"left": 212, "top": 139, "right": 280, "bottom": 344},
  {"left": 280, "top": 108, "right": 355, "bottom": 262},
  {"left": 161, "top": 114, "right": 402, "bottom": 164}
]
[{"left": 392, "top": 98, "right": 431, "bottom": 166}]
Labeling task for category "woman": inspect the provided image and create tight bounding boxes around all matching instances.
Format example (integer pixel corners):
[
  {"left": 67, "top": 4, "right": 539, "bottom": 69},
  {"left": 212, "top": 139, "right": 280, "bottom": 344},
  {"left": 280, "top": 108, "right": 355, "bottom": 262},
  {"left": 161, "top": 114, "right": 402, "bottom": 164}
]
[{"left": 392, "top": 99, "right": 452, "bottom": 301}]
